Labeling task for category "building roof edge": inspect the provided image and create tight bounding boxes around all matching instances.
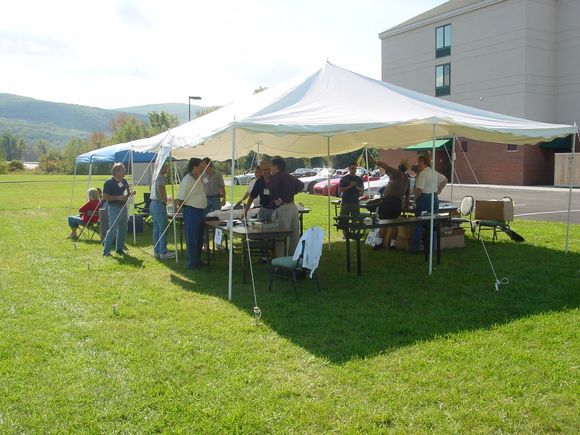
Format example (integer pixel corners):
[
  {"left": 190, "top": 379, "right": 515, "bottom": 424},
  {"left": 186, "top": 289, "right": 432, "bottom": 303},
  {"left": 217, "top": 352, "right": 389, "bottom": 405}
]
[{"left": 378, "top": 0, "right": 505, "bottom": 39}]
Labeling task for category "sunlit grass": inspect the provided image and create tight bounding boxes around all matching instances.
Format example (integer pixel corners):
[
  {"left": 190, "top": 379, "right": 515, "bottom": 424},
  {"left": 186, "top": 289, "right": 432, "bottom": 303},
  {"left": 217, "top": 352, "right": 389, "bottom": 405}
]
[{"left": 0, "top": 175, "right": 578, "bottom": 432}]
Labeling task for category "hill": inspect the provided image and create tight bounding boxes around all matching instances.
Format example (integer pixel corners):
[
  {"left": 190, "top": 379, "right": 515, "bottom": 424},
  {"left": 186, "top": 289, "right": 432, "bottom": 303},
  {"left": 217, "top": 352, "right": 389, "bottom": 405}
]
[
  {"left": 0, "top": 94, "right": 201, "bottom": 149},
  {"left": 116, "top": 103, "right": 204, "bottom": 125}
]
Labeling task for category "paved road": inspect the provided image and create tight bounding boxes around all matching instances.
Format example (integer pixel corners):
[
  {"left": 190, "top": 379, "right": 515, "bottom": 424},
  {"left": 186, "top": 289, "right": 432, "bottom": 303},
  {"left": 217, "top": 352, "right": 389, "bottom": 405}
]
[{"left": 438, "top": 184, "right": 580, "bottom": 224}]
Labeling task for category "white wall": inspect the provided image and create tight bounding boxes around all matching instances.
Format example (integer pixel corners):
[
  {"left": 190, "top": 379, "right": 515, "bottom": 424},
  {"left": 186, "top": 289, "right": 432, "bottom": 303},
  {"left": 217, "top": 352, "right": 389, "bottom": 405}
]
[{"left": 380, "top": 0, "right": 580, "bottom": 127}]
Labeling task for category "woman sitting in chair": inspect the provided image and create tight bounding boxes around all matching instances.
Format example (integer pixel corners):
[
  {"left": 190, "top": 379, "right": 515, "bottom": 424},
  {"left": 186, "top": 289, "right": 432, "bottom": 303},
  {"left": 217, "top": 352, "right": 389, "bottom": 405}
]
[{"left": 67, "top": 188, "right": 101, "bottom": 240}]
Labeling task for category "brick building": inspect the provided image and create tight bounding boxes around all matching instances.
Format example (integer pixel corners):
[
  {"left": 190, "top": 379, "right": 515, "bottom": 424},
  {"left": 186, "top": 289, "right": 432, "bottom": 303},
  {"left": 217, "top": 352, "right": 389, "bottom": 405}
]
[{"left": 378, "top": 0, "right": 580, "bottom": 185}]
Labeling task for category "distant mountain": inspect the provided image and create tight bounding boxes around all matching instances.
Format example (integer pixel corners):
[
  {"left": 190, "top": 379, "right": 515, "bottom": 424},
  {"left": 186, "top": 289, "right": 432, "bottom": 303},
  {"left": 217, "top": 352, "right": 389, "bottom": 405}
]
[
  {"left": 0, "top": 93, "right": 204, "bottom": 149},
  {"left": 116, "top": 103, "right": 204, "bottom": 124}
]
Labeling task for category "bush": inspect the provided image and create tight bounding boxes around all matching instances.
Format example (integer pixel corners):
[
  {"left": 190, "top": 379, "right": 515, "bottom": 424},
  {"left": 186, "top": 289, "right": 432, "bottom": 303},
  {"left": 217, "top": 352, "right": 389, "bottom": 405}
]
[
  {"left": 0, "top": 159, "right": 7, "bottom": 174},
  {"left": 38, "top": 154, "right": 65, "bottom": 174},
  {"left": 8, "top": 160, "right": 24, "bottom": 171}
]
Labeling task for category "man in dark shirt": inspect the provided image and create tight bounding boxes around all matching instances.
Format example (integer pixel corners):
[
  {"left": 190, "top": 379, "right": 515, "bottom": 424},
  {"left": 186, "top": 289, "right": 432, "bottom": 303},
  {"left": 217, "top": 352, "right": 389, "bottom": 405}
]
[
  {"left": 269, "top": 158, "right": 304, "bottom": 256},
  {"left": 339, "top": 162, "right": 364, "bottom": 217},
  {"left": 244, "top": 160, "right": 274, "bottom": 222},
  {"left": 102, "top": 163, "right": 134, "bottom": 256}
]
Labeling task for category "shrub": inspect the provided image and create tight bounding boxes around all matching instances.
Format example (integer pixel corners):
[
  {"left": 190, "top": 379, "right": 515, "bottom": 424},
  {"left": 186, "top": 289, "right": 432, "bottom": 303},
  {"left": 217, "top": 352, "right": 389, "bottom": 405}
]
[
  {"left": 0, "top": 159, "right": 7, "bottom": 174},
  {"left": 8, "top": 160, "right": 24, "bottom": 171}
]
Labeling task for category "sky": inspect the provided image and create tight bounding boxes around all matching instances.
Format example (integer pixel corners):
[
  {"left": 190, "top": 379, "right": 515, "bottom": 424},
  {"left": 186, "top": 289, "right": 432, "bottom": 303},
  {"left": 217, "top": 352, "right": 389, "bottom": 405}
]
[{"left": 0, "top": 0, "right": 447, "bottom": 109}]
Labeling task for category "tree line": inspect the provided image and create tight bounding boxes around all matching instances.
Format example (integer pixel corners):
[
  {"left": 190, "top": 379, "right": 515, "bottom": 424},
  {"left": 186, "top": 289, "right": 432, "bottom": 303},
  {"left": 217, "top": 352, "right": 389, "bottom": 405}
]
[{"left": 0, "top": 111, "right": 179, "bottom": 174}]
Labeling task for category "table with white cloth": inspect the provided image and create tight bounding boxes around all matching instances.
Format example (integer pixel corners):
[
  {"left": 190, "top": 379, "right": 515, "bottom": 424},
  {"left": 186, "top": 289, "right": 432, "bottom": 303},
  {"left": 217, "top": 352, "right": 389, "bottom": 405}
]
[{"left": 204, "top": 220, "right": 293, "bottom": 283}]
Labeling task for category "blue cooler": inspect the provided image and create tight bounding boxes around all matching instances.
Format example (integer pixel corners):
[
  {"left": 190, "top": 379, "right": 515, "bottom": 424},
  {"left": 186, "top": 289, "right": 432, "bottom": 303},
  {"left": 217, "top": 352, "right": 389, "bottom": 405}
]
[{"left": 128, "top": 214, "right": 144, "bottom": 233}]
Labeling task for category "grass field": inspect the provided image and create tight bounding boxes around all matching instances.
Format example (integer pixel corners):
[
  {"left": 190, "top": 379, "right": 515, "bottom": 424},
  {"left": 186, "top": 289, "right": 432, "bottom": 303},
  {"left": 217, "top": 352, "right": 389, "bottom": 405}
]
[{"left": 0, "top": 174, "right": 578, "bottom": 433}]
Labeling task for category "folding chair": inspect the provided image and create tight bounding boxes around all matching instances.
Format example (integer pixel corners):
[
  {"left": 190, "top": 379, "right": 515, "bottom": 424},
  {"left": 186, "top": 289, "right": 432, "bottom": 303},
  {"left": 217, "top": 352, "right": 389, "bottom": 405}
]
[
  {"left": 474, "top": 196, "right": 524, "bottom": 242},
  {"left": 134, "top": 192, "right": 152, "bottom": 223},
  {"left": 451, "top": 195, "right": 476, "bottom": 236},
  {"left": 269, "top": 227, "right": 323, "bottom": 295},
  {"left": 79, "top": 205, "right": 102, "bottom": 241}
]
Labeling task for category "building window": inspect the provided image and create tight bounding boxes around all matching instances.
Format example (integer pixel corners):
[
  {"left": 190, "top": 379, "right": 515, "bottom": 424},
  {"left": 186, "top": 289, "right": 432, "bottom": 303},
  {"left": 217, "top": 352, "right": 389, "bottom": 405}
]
[
  {"left": 507, "top": 144, "right": 518, "bottom": 152},
  {"left": 436, "top": 24, "right": 451, "bottom": 57},
  {"left": 435, "top": 63, "right": 451, "bottom": 96},
  {"left": 461, "top": 140, "right": 468, "bottom": 152}
]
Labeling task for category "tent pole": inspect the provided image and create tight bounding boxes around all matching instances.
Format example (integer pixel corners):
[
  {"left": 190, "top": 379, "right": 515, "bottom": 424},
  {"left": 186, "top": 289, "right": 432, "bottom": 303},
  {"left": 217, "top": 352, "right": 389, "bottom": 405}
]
[
  {"left": 327, "top": 137, "right": 331, "bottom": 250},
  {"left": 131, "top": 147, "right": 136, "bottom": 245},
  {"left": 428, "top": 125, "right": 436, "bottom": 275},
  {"left": 169, "top": 150, "right": 179, "bottom": 263},
  {"left": 228, "top": 128, "right": 237, "bottom": 301},
  {"left": 257, "top": 142, "right": 261, "bottom": 165},
  {"left": 565, "top": 125, "right": 578, "bottom": 254},
  {"left": 70, "top": 161, "right": 78, "bottom": 210},
  {"left": 87, "top": 159, "right": 93, "bottom": 191},
  {"left": 364, "top": 145, "right": 371, "bottom": 191},
  {"left": 450, "top": 137, "right": 456, "bottom": 204}
]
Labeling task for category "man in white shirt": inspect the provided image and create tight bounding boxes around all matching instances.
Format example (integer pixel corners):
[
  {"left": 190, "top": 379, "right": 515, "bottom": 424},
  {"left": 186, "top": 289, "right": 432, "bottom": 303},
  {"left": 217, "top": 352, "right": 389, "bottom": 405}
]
[
  {"left": 413, "top": 153, "right": 448, "bottom": 252},
  {"left": 175, "top": 158, "right": 208, "bottom": 269}
]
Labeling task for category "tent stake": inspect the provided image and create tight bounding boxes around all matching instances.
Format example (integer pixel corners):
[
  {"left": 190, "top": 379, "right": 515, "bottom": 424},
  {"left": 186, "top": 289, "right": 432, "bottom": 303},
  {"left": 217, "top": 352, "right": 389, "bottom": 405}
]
[{"left": 565, "top": 125, "right": 578, "bottom": 255}]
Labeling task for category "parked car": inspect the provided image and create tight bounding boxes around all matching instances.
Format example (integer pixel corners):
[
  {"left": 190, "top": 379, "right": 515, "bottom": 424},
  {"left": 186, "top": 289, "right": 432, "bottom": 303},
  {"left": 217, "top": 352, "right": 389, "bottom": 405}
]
[
  {"left": 362, "top": 174, "right": 391, "bottom": 197},
  {"left": 312, "top": 167, "right": 380, "bottom": 196},
  {"left": 290, "top": 168, "right": 317, "bottom": 177},
  {"left": 232, "top": 171, "right": 255, "bottom": 185},
  {"left": 299, "top": 168, "right": 335, "bottom": 194}
]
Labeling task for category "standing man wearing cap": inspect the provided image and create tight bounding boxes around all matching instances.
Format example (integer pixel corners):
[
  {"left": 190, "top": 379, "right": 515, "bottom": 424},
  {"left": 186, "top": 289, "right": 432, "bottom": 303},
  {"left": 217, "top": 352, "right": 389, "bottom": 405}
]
[
  {"left": 269, "top": 157, "right": 304, "bottom": 256},
  {"left": 202, "top": 157, "right": 226, "bottom": 216}
]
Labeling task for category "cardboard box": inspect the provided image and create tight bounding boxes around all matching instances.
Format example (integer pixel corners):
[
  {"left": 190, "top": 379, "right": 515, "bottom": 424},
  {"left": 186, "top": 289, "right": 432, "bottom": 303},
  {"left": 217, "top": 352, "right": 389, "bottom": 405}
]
[
  {"left": 396, "top": 236, "right": 414, "bottom": 251},
  {"left": 475, "top": 199, "right": 514, "bottom": 221},
  {"left": 394, "top": 225, "right": 414, "bottom": 251},
  {"left": 252, "top": 221, "right": 279, "bottom": 230},
  {"left": 440, "top": 226, "right": 465, "bottom": 249}
]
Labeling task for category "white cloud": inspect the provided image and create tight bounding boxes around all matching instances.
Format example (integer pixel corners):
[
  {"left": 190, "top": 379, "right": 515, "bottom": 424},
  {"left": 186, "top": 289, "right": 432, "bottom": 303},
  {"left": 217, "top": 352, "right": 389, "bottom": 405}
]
[{"left": 0, "top": 0, "right": 445, "bottom": 108}]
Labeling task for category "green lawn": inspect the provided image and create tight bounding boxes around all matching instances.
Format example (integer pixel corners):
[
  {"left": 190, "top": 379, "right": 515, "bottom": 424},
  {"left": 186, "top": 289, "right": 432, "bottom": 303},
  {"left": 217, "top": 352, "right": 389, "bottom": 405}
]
[{"left": 1, "top": 174, "right": 578, "bottom": 433}]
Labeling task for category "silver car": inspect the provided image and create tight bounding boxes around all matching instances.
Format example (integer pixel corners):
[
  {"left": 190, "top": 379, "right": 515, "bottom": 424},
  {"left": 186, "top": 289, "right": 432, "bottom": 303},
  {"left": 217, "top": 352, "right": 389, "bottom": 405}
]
[{"left": 233, "top": 172, "right": 255, "bottom": 185}]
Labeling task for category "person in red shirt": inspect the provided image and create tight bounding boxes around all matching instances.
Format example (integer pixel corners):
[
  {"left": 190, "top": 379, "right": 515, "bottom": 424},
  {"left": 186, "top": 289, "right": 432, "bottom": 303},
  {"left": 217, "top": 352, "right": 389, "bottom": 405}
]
[{"left": 67, "top": 188, "right": 101, "bottom": 240}]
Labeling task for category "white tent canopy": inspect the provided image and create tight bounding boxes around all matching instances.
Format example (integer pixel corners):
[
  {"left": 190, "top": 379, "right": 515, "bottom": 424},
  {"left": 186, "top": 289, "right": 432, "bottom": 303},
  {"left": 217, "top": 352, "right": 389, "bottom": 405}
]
[
  {"left": 134, "top": 62, "right": 576, "bottom": 159},
  {"left": 125, "top": 62, "right": 576, "bottom": 300}
]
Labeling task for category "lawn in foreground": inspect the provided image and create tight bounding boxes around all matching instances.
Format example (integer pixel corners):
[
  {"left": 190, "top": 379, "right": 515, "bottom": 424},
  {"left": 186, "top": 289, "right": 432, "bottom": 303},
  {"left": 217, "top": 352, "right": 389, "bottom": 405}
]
[{"left": 0, "top": 175, "right": 578, "bottom": 432}]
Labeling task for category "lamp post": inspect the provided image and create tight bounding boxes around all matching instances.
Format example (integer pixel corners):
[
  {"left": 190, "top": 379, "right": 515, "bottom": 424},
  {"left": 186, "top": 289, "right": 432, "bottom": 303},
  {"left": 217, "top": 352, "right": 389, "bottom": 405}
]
[{"left": 188, "top": 96, "right": 202, "bottom": 121}]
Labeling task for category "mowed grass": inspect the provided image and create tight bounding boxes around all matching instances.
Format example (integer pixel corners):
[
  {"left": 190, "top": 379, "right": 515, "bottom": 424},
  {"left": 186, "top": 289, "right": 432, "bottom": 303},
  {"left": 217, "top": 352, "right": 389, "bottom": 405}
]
[{"left": 0, "top": 174, "right": 578, "bottom": 433}]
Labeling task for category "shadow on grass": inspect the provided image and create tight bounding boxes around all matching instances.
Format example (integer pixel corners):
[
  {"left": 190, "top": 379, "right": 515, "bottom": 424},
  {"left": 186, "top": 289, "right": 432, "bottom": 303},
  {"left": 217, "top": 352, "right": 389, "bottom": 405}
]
[{"left": 162, "top": 237, "right": 580, "bottom": 363}]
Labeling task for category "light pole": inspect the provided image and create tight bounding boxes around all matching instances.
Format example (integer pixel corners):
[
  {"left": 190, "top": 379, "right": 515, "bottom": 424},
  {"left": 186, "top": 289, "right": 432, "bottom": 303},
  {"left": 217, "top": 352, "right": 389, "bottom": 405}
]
[{"left": 188, "top": 96, "right": 202, "bottom": 121}]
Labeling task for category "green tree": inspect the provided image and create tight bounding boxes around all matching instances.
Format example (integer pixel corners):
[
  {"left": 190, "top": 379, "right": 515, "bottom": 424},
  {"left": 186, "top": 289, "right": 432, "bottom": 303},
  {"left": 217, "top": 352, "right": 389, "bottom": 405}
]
[
  {"left": 38, "top": 150, "right": 65, "bottom": 174},
  {"left": 34, "top": 140, "right": 52, "bottom": 157},
  {"left": 110, "top": 114, "right": 148, "bottom": 143},
  {"left": 0, "top": 158, "right": 8, "bottom": 174},
  {"left": 63, "top": 137, "right": 94, "bottom": 174},
  {"left": 0, "top": 132, "right": 26, "bottom": 161},
  {"left": 8, "top": 160, "right": 24, "bottom": 171},
  {"left": 148, "top": 111, "right": 179, "bottom": 135}
]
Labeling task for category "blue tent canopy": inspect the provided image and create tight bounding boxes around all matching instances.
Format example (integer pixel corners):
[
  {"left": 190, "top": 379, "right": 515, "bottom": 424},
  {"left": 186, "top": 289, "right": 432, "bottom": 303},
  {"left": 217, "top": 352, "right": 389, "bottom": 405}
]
[{"left": 75, "top": 144, "right": 157, "bottom": 164}]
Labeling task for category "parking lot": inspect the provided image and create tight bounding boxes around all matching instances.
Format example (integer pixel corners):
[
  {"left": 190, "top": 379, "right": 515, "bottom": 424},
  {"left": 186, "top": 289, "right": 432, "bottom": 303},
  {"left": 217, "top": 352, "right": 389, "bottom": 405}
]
[{"left": 439, "top": 184, "right": 580, "bottom": 224}]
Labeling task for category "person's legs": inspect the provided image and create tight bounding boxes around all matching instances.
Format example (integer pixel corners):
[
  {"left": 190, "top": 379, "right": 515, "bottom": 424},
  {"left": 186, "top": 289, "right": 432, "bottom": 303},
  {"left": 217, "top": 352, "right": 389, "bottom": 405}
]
[
  {"left": 288, "top": 203, "right": 300, "bottom": 255},
  {"left": 413, "top": 194, "right": 438, "bottom": 252},
  {"left": 103, "top": 204, "right": 121, "bottom": 255},
  {"left": 340, "top": 202, "right": 359, "bottom": 238},
  {"left": 115, "top": 207, "right": 129, "bottom": 253},
  {"left": 183, "top": 206, "right": 195, "bottom": 268},
  {"left": 193, "top": 208, "right": 205, "bottom": 266},
  {"left": 150, "top": 200, "right": 168, "bottom": 255},
  {"left": 273, "top": 205, "right": 291, "bottom": 257},
  {"left": 67, "top": 216, "right": 83, "bottom": 238}
]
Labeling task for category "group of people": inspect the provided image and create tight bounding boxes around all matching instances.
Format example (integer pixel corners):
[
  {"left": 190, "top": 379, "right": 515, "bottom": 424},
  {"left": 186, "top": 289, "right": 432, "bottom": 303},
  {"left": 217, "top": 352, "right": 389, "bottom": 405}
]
[
  {"left": 66, "top": 162, "right": 135, "bottom": 257},
  {"left": 338, "top": 153, "right": 447, "bottom": 252},
  {"left": 67, "top": 151, "right": 445, "bottom": 268}
]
